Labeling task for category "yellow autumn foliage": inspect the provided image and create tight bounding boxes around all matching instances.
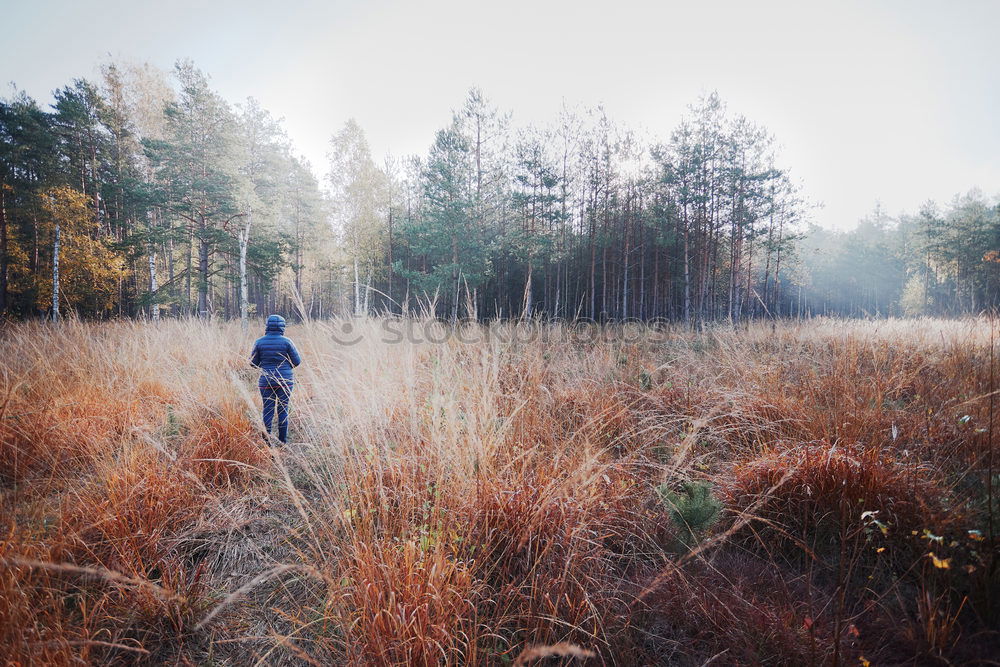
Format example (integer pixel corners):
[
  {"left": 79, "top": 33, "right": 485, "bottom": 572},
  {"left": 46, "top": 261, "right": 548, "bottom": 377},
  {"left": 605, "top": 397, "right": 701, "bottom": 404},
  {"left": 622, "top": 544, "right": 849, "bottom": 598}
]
[{"left": 36, "top": 186, "right": 126, "bottom": 314}]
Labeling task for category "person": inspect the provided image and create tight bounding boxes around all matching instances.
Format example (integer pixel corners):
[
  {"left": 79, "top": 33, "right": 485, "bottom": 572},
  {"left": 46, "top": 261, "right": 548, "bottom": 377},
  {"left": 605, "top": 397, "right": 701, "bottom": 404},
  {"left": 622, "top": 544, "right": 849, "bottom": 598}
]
[{"left": 249, "top": 314, "right": 302, "bottom": 445}]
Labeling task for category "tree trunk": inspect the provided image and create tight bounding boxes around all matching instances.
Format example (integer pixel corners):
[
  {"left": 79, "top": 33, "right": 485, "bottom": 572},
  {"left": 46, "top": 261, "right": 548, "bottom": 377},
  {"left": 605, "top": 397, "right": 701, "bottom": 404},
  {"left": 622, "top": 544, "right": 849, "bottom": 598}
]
[
  {"left": 197, "top": 217, "right": 209, "bottom": 318},
  {"left": 146, "top": 209, "right": 159, "bottom": 321},
  {"left": 387, "top": 205, "right": 394, "bottom": 313},
  {"left": 451, "top": 233, "right": 459, "bottom": 322},
  {"left": 294, "top": 206, "right": 303, "bottom": 296},
  {"left": 683, "top": 205, "right": 691, "bottom": 325},
  {"left": 52, "top": 220, "right": 60, "bottom": 322},
  {"left": 186, "top": 226, "right": 193, "bottom": 314},
  {"left": 622, "top": 188, "right": 631, "bottom": 319},
  {"left": 523, "top": 258, "right": 533, "bottom": 319},
  {"left": 239, "top": 205, "right": 252, "bottom": 329},
  {"left": 364, "top": 271, "right": 371, "bottom": 314},
  {"left": 148, "top": 242, "right": 159, "bottom": 321},
  {"left": 353, "top": 257, "right": 361, "bottom": 317},
  {"left": 0, "top": 185, "right": 7, "bottom": 314},
  {"left": 589, "top": 212, "right": 596, "bottom": 320},
  {"left": 773, "top": 206, "right": 785, "bottom": 317}
]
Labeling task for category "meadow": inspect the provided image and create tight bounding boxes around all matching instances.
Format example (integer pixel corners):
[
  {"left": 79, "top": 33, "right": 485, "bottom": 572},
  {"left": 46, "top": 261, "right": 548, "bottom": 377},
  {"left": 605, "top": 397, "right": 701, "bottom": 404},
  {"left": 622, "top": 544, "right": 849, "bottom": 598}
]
[{"left": 1, "top": 317, "right": 997, "bottom": 665}]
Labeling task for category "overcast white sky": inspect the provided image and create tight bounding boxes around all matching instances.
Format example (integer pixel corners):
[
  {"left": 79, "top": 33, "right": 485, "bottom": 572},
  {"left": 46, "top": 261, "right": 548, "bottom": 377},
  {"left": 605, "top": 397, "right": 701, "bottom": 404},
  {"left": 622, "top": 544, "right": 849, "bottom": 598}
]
[{"left": 3, "top": 0, "right": 998, "bottom": 229}]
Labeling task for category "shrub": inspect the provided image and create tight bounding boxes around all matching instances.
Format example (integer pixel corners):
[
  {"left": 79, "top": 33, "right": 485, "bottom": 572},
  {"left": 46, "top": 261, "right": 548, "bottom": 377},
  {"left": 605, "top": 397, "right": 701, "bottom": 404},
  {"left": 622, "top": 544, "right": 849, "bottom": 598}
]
[
  {"left": 338, "top": 539, "right": 479, "bottom": 665},
  {"left": 0, "top": 527, "right": 84, "bottom": 665},
  {"left": 639, "top": 553, "right": 835, "bottom": 665},
  {"left": 657, "top": 480, "right": 721, "bottom": 544},
  {"left": 181, "top": 404, "right": 267, "bottom": 488},
  {"left": 722, "top": 443, "right": 956, "bottom": 570},
  {"left": 52, "top": 449, "right": 209, "bottom": 660}
]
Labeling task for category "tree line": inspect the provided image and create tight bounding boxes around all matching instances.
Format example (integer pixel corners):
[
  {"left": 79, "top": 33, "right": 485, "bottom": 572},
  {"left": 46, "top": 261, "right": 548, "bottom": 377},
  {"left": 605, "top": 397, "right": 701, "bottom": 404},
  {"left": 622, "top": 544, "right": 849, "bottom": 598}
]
[
  {"left": 2, "top": 59, "right": 998, "bottom": 323},
  {"left": 333, "top": 89, "right": 806, "bottom": 324},
  {"left": 794, "top": 195, "right": 1000, "bottom": 317},
  {"left": 0, "top": 60, "right": 331, "bottom": 323}
]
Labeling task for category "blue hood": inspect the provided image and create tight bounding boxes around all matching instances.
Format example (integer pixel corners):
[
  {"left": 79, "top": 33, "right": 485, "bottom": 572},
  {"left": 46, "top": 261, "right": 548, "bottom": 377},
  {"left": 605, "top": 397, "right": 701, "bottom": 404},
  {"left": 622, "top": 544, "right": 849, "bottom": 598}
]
[{"left": 265, "top": 314, "right": 286, "bottom": 334}]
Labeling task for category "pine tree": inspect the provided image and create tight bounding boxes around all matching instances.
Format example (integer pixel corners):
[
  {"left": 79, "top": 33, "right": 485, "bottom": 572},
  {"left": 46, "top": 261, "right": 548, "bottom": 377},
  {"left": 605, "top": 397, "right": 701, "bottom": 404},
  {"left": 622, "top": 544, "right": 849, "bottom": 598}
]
[{"left": 144, "top": 61, "right": 240, "bottom": 317}]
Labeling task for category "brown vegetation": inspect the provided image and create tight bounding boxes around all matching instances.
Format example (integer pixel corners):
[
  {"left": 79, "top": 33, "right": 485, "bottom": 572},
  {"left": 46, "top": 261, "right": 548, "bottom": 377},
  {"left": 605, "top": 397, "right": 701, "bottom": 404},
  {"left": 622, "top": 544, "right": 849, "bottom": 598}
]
[{"left": 0, "top": 317, "right": 997, "bottom": 665}]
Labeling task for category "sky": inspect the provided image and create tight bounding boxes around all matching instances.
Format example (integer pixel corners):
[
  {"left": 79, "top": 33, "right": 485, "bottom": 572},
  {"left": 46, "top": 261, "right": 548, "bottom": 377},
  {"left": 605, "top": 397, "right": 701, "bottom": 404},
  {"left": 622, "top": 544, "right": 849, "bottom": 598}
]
[{"left": 2, "top": 0, "right": 998, "bottom": 230}]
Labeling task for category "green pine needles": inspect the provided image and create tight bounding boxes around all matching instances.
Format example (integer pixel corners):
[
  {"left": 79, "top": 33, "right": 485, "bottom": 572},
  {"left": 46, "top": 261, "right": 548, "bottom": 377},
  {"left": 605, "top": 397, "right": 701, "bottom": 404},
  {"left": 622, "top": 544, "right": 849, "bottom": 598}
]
[{"left": 658, "top": 480, "right": 722, "bottom": 544}]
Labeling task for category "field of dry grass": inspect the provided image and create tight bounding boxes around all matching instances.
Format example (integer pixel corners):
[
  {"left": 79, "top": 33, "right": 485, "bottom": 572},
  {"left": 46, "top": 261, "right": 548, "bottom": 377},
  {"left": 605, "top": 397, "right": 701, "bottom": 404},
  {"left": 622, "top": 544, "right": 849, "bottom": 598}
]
[{"left": 1, "top": 316, "right": 997, "bottom": 665}]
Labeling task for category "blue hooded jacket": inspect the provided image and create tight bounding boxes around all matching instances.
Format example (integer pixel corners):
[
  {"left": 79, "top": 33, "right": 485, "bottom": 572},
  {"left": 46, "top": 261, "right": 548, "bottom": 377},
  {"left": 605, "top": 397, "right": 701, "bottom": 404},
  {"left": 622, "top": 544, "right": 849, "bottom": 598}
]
[{"left": 250, "top": 315, "right": 302, "bottom": 388}]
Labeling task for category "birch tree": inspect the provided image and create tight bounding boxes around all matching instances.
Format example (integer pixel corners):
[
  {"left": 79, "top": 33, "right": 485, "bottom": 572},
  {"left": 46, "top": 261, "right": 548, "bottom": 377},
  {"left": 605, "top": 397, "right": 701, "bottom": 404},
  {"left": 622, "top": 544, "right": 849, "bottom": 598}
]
[
  {"left": 328, "top": 119, "right": 387, "bottom": 316},
  {"left": 235, "top": 98, "right": 284, "bottom": 327}
]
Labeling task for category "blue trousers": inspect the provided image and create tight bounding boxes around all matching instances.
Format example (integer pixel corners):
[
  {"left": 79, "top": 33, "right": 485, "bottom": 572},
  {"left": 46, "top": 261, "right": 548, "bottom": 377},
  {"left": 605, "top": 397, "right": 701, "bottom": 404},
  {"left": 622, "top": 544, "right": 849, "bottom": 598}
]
[{"left": 260, "top": 385, "right": 291, "bottom": 444}]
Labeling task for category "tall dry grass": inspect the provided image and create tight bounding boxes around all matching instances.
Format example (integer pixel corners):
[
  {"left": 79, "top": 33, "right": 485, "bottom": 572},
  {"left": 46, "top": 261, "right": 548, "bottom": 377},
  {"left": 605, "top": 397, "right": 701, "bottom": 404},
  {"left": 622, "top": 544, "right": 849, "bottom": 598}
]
[{"left": 0, "top": 316, "right": 997, "bottom": 664}]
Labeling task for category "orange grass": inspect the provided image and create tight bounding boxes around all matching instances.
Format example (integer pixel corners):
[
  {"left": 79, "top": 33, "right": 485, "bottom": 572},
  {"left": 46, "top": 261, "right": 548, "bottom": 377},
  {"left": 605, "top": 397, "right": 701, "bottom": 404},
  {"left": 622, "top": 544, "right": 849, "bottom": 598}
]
[
  {"left": 0, "top": 316, "right": 997, "bottom": 664},
  {"left": 723, "top": 443, "right": 953, "bottom": 558}
]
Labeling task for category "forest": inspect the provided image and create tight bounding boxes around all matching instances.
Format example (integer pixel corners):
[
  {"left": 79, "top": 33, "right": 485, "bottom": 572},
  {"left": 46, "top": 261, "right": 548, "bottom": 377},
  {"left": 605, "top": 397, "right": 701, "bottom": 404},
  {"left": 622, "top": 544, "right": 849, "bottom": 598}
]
[{"left": 1, "top": 59, "right": 999, "bottom": 324}]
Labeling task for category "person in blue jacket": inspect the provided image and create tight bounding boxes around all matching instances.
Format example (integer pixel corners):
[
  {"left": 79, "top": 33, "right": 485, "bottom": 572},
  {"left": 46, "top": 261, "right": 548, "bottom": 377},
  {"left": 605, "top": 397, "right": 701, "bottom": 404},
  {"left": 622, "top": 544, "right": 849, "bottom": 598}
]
[{"left": 249, "top": 314, "right": 302, "bottom": 444}]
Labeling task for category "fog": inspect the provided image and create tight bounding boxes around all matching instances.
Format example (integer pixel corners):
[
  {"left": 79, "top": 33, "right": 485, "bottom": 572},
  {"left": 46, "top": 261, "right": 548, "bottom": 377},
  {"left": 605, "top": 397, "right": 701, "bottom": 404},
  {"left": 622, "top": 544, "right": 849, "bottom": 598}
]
[{"left": 4, "top": 0, "right": 998, "bottom": 231}]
